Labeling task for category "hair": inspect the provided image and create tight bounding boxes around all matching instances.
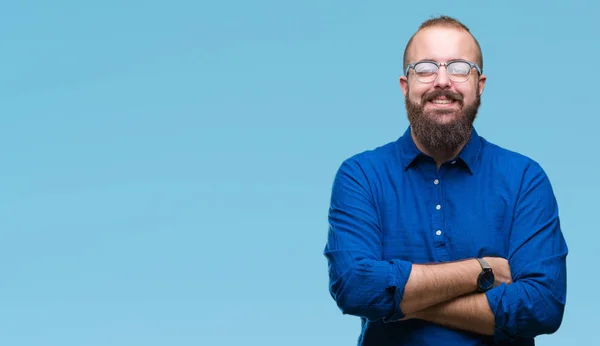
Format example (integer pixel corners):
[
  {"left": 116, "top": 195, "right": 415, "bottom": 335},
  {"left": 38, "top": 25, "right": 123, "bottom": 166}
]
[{"left": 402, "top": 16, "right": 483, "bottom": 74}]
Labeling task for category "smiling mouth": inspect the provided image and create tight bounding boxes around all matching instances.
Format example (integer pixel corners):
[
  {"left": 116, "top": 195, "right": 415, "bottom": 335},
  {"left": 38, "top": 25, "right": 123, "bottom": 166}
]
[
  {"left": 428, "top": 98, "right": 459, "bottom": 106},
  {"left": 430, "top": 99, "right": 454, "bottom": 104}
]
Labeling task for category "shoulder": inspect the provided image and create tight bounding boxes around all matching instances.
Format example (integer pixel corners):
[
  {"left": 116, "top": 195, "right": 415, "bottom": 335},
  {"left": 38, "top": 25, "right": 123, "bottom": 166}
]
[
  {"left": 480, "top": 137, "right": 552, "bottom": 193},
  {"left": 336, "top": 140, "right": 399, "bottom": 180},
  {"left": 481, "top": 137, "right": 545, "bottom": 174}
]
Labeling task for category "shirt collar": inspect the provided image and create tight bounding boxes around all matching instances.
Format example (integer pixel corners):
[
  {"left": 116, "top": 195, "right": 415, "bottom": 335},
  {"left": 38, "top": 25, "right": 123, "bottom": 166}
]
[{"left": 397, "top": 126, "right": 482, "bottom": 174}]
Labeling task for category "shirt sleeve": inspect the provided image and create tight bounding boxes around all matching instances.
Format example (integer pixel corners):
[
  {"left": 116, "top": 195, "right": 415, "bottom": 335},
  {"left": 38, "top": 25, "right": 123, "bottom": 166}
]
[
  {"left": 485, "top": 161, "right": 568, "bottom": 341},
  {"left": 324, "top": 158, "right": 413, "bottom": 322}
]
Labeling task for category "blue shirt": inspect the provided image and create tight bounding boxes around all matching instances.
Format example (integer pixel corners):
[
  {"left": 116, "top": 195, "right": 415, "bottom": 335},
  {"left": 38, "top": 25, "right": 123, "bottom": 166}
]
[{"left": 324, "top": 128, "right": 568, "bottom": 345}]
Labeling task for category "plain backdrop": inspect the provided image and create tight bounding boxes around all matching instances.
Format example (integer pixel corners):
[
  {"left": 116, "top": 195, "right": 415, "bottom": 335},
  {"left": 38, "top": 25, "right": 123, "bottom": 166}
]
[{"left": 1, "top": 1, "right": 598, "bottom": 345}]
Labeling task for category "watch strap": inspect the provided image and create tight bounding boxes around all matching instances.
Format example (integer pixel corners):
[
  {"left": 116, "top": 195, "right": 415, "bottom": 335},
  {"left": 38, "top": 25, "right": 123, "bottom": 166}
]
[{"left": 476, "top": 258, "right": 491, "bottom": 270}]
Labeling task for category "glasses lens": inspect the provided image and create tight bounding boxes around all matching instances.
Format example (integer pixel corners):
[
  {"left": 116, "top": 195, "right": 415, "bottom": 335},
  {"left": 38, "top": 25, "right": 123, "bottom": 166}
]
[
  {"left": 413, "top": 62, "right": 438, "bottom": 82},
  {"left": 447, "top": 62, "right": 472, "bottom": 82}
]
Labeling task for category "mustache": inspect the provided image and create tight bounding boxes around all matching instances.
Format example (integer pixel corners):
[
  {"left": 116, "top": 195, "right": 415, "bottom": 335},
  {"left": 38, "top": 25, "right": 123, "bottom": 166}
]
[{"left": 422, "top": 90, "right": 463, "bottom": 103}]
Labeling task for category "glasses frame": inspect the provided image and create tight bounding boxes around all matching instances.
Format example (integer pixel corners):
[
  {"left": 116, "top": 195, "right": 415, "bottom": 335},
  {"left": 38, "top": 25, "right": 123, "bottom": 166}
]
[{"left": 405, "top": 59, "right": 482, "bottom": 83}]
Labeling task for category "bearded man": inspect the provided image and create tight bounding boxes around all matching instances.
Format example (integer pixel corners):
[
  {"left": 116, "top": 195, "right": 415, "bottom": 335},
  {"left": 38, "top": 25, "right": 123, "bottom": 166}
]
[{"left": 323, "top": 16, "right": 567, "bottom": 346}]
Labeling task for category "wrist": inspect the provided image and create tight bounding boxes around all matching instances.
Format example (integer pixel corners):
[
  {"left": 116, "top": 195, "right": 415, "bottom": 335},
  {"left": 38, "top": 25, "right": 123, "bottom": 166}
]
[
  {"left": 471, "top": 259, "right": 481, "bottom": 290},
  {"left": 475, "top": 258, "right": 494, "bottom": 292}
]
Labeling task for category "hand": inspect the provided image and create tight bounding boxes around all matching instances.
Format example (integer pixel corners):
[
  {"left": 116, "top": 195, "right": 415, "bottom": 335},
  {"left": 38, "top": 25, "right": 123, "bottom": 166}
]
[{"left": 482, "top": 257, "right": 512, "bottom": 286}]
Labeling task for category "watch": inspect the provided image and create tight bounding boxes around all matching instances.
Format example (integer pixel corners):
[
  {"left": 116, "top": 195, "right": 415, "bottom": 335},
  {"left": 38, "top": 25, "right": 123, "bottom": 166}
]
[{"left": 476, "top": 258, "right": 495, "bottom": 292}]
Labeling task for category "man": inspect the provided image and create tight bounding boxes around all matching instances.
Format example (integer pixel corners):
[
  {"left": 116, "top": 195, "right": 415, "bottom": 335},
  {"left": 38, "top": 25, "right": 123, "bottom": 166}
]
[{"left": 323, "top": 16, "right": 567, "bottom": 345}]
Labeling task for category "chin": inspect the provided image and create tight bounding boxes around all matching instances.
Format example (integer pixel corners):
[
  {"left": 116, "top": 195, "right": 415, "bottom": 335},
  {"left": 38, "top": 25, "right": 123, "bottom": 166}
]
[{"left": 425, "top": 110, "right": 462, "bottom": 123}]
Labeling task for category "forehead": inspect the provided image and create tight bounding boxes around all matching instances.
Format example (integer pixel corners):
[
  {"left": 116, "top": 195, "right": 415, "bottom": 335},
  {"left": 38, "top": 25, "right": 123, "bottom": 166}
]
[{"left": 407, "top": 26, "right": 479, "bottom": 63}]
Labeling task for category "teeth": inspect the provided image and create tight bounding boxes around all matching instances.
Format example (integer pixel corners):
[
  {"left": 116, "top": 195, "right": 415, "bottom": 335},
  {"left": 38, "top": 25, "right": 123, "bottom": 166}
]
[{"left": 431, "top": 99, "right": 452, "bottom": 104}]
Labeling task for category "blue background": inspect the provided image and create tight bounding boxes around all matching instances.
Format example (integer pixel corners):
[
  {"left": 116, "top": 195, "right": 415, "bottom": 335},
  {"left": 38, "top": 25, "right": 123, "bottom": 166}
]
[{"left": 1, "top": 1, "right": 597, "bottom": 345}]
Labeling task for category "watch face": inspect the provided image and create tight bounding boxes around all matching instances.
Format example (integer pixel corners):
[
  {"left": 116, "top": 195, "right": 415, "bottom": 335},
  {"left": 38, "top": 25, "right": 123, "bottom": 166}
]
[{"left": 479, "top": 271, "right": 495, "bottom": 290}]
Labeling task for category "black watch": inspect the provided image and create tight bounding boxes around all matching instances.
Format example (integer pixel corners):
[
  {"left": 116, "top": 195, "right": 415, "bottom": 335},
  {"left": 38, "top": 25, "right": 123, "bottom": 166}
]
[{"left": 476, "top": 258, "right": 494, "bottom": 292}]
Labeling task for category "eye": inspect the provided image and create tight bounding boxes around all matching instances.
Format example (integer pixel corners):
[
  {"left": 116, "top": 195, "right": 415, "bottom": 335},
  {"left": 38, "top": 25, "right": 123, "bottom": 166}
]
[
  {"left": 447, "top": 62, "right": 471, "bottom": 75},
  {"left": 414, "top": 62, "right": 437, "bottom": 75}
]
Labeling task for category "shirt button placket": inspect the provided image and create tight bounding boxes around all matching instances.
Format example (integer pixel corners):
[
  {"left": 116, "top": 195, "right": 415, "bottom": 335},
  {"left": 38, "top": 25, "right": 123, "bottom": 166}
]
[{"left": 432, "top": 175, "right": 448, "bottom": 261}]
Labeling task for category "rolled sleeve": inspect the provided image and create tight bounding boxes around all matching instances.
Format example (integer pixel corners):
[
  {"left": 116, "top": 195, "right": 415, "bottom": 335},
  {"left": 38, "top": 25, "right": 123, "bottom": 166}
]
[
  {"left": 383, "top": 259, "right": 413, "bottom": 322},
  {"left": 324, "top": 159, "right": 413, "bottom": 322},
  {"left": 486, "top": 162, "right": 568, "bottom": 341}
]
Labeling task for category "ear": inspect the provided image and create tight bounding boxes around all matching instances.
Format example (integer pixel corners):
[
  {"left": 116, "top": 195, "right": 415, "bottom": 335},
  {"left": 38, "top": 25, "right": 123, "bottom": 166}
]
[
  {"left": 399, "top": 75, "right": 409, "bottom": 97},
  {"left": 477, "top": 74, "right": 487, "bottom": 96}
]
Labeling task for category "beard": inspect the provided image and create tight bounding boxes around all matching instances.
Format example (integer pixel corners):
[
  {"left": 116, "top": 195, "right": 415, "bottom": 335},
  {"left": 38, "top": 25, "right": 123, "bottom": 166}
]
[{"left": 405, "top": 88, "right": 481, "bottom": 153}]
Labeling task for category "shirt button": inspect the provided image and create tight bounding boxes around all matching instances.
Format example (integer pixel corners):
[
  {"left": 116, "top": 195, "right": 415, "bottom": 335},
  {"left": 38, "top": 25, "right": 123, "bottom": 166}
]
[
  {"left": 434, "top": 179, "right": 439, "bottom": 185},
  {"left": 451, "top": 160, "right": 456, "bottom": 164},
  {"left": 436, "top": 230, "right": 442, "bottom": 236},
  {"left": 436, "top": 204, "right": 441, "bottom": 210}
]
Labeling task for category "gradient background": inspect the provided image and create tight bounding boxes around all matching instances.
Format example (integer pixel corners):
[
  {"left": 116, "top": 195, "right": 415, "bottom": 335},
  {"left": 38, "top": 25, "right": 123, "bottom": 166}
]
[{"left": 1, "top": 1, "right": 598, "bottom": 345}]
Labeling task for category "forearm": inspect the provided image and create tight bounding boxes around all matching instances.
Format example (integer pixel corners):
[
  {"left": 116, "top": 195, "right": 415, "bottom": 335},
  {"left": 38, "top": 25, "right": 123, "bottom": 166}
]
[
  {"left": 400, "top": 259, "right": 481, "bottom": 314},
  {"left": 413, "top": 293, "right": 495, "bottom": 335}
]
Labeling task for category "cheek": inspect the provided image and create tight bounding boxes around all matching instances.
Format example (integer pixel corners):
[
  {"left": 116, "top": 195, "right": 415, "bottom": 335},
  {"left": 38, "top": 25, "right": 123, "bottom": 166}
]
[
  {"left": 456, "top": 85, "right": 478, "bottom": 103},
  {"left": 407, "top": 85, "right": 427, "bottom": 103},
  {"left": 465, "top": 92, "right": 479, "bottom": 105}
]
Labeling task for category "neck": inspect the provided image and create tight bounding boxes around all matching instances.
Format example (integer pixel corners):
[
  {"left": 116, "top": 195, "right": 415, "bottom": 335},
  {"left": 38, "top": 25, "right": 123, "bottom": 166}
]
[{"left": 410, "top": 129, "right": 470, "bottom": 169}]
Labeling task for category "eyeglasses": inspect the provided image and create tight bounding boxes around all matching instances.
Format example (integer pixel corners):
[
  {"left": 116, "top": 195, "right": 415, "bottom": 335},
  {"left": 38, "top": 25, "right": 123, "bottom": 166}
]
[{"left": 405, "top": 60, "right": 482, "bottom": 83}]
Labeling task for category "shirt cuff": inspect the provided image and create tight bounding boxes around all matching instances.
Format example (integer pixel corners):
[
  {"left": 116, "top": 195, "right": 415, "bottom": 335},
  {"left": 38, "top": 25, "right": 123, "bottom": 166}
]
[
  {"left": 382, "top": 260, "right": 412, "bottom": 322},
  {"left": 485, "top": 283, "right": 512, "bottom": 341}
]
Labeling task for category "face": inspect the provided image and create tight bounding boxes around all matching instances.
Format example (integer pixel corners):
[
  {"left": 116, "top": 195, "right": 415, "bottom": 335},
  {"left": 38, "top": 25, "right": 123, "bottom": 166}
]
[{"left": 399, "top": 26, "right": 487, "bottom": 152}]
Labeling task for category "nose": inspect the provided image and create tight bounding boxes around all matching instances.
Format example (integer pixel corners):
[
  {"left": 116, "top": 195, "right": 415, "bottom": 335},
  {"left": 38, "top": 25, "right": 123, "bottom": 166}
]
[{"left": 433, "top": 65, "right": 451, "bottom": 89}]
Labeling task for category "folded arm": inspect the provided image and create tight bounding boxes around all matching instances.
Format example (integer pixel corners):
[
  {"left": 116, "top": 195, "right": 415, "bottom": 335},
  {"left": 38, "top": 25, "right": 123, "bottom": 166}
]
[
  {"left": 487, "top": 162, "right": 567, "bottom": 341},
  {"left": 409, "top": 162, "right": 568, "bottom": 340},
  {"left": 410, "top": 293, "right": 494, "bottom": 335},
  {"left": 324, "top": 159, "right": 483, "bottom": 321}
]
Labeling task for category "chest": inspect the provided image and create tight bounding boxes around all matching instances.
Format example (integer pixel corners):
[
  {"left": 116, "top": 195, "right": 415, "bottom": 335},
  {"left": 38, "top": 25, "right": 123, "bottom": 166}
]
[{"left": 377, "top": 166, "right": 514, "bottom": 263}]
